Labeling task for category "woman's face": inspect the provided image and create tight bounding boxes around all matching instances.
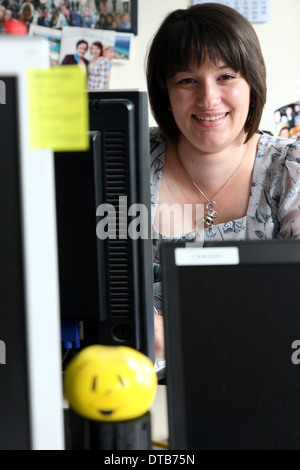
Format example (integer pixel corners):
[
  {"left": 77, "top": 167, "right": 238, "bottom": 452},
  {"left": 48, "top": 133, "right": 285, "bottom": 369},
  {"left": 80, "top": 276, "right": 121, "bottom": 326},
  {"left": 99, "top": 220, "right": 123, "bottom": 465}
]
[
  {"left": 166, "top": 57, "right": 251, "bottom": 153},
  {"left": 90, "top": 45, "right": 101, "bottom": 58},
  {"left": 77, "top": 43, "right": 88, "bottom": 57}
]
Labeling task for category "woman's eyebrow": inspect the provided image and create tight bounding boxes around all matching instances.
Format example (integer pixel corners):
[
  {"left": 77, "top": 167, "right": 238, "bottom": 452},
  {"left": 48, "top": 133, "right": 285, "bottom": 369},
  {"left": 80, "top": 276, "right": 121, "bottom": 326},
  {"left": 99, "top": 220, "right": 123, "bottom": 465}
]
[
  {"left": 217, "top": 63, "right": 235, "bottom": 70},
  {"left": 175, "top": 69, "right": 194, "bottom": 73}
]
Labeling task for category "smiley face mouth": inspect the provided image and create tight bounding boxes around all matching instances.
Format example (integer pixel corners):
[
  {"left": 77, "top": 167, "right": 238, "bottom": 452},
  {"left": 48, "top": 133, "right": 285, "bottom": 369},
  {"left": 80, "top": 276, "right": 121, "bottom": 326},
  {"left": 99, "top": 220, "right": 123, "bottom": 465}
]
[{"left": 98, "top": 410, "right": 114, "bottom": 416}]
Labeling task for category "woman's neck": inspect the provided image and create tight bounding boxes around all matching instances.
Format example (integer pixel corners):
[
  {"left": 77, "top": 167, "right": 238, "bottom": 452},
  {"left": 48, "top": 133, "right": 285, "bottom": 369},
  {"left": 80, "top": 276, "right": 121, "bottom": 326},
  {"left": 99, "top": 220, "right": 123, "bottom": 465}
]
[{"left": 174, "top": 135, "right": 248, "bottom": 195}]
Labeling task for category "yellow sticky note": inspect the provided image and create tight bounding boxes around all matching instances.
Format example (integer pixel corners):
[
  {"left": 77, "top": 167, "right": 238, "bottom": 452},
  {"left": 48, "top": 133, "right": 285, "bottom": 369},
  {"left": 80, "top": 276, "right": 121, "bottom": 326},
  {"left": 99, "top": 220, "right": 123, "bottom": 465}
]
[{"left": 27, "top": 66, "right": 89, "bottom": 151}]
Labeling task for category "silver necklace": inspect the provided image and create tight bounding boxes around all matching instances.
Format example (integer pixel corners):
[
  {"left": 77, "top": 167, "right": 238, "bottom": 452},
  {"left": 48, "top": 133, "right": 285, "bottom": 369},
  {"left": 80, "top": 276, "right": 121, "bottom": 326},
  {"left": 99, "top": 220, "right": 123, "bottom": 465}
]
[{"left": 180, "top": 144, "right": 245, "bottom": 227}]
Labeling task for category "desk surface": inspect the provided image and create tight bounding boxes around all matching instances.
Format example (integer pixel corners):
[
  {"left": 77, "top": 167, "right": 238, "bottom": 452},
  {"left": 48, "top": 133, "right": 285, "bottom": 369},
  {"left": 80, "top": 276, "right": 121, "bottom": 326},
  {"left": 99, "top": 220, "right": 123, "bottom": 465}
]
[{"left": 150, "top": 385, "right": 168, "bottom": 446}]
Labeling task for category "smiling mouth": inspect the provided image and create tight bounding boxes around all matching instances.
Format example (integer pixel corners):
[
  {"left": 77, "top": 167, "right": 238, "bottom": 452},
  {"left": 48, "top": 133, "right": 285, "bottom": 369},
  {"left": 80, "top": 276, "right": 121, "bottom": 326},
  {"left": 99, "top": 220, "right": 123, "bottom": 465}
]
[
  {"left": 99, "top": 410, "right": 114, "bottom": 416},
  {"left": 194, "top": 112, "right": 228, "bottom": 121}
]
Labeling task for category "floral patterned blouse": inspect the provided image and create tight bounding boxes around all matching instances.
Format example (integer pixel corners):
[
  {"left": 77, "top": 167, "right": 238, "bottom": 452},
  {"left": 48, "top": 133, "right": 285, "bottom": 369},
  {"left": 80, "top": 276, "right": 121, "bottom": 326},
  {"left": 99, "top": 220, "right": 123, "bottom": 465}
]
[{"left": 150, "top": 127, "right": 300, "bottom": 313}]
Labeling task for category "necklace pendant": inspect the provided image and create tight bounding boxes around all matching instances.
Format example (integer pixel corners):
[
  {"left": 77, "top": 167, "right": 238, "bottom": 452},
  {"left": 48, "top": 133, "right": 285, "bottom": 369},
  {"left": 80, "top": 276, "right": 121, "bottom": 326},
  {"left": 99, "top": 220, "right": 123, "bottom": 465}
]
[
  {"left": 204, "top": 200, "right": 217, "bottom": 226},
  {"left": 207, "top": 208, "right": 217, "bottom": 218},
  {"left": 181, "top": 144, "right": 245, "bottom": 229},
  {"left": 206, "top": 201, "right": 216, "bottom": 210},
  {"left": 204, "top": 215, "right": 214, "bottom": 226}
]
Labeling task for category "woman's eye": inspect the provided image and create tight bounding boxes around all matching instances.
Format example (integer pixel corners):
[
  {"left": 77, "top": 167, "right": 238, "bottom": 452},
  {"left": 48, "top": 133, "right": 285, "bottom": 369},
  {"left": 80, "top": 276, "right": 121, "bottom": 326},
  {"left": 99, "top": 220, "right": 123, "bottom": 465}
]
[
  {"left": 178, "top": 78, "right": 196, "bottom": 85},
  {"left": 219, "top": 74, "right": 236, "bottom": 81}
]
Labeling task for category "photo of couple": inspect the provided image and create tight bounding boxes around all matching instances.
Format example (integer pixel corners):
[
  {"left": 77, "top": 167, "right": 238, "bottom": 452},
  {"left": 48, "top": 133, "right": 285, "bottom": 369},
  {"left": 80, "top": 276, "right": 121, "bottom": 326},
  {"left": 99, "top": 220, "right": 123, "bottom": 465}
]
[
  {"left": 29, "top": 15, "right": 133, "bottom": 86},
  {"left": 60, "top": 36, "right": 111, "bottom": 89},
  {"left": 39, "top": 24, "right": 116, "bottom": 89}
]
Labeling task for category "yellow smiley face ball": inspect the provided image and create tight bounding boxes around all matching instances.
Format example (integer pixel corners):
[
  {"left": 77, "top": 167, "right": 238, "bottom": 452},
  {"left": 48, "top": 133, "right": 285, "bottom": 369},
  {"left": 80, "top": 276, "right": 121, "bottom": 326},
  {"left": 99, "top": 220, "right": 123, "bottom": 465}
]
[{"left": 64, "top": 345, "right": 158, "bottom": 422}]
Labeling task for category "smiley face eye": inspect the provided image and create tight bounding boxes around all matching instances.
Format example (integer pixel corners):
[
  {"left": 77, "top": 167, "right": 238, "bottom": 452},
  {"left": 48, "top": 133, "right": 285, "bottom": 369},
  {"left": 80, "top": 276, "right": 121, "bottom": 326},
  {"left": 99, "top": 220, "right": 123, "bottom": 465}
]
[{"left": 91, "top": 376, "right": 98, "bottom": 391}]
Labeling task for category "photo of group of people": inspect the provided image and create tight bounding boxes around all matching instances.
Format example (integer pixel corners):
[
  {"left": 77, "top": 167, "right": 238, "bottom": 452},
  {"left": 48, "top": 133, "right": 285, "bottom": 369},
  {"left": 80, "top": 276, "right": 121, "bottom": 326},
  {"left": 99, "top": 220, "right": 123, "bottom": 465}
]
[
  {"left": 0, "top": 0, "right": 136, "bottom": 33},
  {"left": 274, "top": 102, "right": 300, "bottom": 140}
]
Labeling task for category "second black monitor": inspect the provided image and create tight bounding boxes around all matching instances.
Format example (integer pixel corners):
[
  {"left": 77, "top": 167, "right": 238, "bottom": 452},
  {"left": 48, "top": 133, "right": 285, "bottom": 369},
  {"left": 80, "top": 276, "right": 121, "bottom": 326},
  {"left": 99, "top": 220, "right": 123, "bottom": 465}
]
[{"left": 55, "top": 89, "right": 155, "bottom": 362}]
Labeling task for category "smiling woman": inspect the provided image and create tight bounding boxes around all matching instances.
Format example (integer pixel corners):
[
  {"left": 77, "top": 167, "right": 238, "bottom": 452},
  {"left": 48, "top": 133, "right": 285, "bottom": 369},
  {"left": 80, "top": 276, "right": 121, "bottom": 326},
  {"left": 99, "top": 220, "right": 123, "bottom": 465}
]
[
  {"left": 146, "top": 3, "right": 266, "bottom": 144},
  {"left": 146, "top": 3, "right": 300, "bottom": 360},
  {"left": 166, "top": 59, "right": 251, "bottom": 156}
]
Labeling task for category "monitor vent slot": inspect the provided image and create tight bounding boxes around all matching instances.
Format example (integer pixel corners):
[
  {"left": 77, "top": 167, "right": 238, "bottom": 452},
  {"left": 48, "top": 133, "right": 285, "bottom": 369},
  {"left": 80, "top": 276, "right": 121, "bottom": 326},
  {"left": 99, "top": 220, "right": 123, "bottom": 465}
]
[
  {"left": 104, "top": 130, "right": 127, "bottom": 202},
  {"left": 103, "top": 129, "right": 131, "bottom": 317},
  {"left": 107, "top": 239, "right": 130, "bottom": 316}
]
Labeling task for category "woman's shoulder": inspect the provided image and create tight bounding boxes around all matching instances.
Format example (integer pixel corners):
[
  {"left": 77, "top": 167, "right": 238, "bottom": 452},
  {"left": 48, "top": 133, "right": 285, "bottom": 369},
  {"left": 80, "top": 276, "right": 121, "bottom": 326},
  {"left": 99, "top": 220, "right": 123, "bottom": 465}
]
[
  {"left": 255, "top": 132, "right": 300, "bottom": 177},
  {"left": 254, "top": 132, "right": 300, "bottom": 196},
  {"left": 149, "top": 126, "right": 165, "bottom": 144},
  {"left": 258, "top": 131, "right": 300, "bottom": 159},
  {"left": 149, "top": 127, "right": 166, "bottom": 159},
  {"left": 149, "top": 127, "right": 166, "bottom": 188}
]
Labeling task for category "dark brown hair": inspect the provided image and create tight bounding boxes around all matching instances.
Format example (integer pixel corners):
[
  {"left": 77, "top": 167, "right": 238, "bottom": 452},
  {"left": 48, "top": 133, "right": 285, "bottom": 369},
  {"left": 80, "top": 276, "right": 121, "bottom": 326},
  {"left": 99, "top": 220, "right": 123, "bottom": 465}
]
[
  {"left": 146, "top": 3, "right": 266, "bottom": 142},
  {"left": 76, "top": 39, "right": 88, "bottom": 49},
  {"left": 91, "top": 41, "right": 104, "bottom": 56}
]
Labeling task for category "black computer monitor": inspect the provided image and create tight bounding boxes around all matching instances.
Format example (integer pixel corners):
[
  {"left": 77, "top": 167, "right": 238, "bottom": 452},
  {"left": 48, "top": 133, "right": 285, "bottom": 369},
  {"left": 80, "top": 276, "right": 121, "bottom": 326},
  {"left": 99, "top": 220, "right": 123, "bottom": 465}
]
[
  {"left": 0, "top": 37, "right": 64, "bottom": 450},
  {"left": 55, "top": 90, "right": 155, "bottom": 363},
  {"left": 161, "top": 239, "right": 300, "bottom": 449}
]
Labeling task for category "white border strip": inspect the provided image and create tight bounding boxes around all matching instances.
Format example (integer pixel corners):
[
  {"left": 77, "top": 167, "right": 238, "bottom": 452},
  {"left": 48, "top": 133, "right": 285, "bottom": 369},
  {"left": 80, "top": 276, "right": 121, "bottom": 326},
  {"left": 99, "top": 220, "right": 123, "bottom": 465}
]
[
  {"left": 0, "top": 36, "right": 64, "bottom": 449},
  {"left": 175, "top": 246, "right": 240, "bottom": 266}
]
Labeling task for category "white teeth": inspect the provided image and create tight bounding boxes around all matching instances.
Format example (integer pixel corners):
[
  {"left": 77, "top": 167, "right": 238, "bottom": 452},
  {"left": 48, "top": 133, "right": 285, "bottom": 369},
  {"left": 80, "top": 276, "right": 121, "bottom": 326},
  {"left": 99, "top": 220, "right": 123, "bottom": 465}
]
[{"left": 195, "top": 113, "right": 227, "bottom": 121}]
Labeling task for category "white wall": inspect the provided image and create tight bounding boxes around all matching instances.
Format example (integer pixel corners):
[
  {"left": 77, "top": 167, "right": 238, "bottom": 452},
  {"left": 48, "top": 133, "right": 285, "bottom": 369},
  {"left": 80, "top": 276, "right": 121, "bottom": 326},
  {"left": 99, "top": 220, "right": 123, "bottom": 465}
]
[
  {"left": 254, "top": 0, "right": 300, "bottom": 134},
  {"left": 109, "top": 0, "right": 300, "bottom": 135}
]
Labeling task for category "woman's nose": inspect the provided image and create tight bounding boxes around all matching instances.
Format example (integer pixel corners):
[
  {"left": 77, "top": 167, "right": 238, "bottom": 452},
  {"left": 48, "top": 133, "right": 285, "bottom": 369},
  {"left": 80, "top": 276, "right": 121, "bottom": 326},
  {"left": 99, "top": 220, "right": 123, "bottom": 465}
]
[{"left": 195, "top": 80, "right": 220, "bottom": 109}]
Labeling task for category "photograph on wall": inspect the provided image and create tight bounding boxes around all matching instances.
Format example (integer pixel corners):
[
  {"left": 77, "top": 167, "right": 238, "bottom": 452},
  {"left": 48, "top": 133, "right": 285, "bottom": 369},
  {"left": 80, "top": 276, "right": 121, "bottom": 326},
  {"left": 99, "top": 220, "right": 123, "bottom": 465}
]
[
  {"left": 91, "top": 0, "right": 137, "bottom": 34},
  {"left": 29, "top": 24, "right": 62, "bottom": 65},
  {"left": 0, "top": 0, "right": 137, "bottom": 34},
  {"left": 113, "top": 31, "right": 133, "bottom": 62},
  {"left": 59, "top": 26, "right": 115, "bottom": 90},
  {"left": 274, "top": 102, "right": 300, "bottom": 139}
]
